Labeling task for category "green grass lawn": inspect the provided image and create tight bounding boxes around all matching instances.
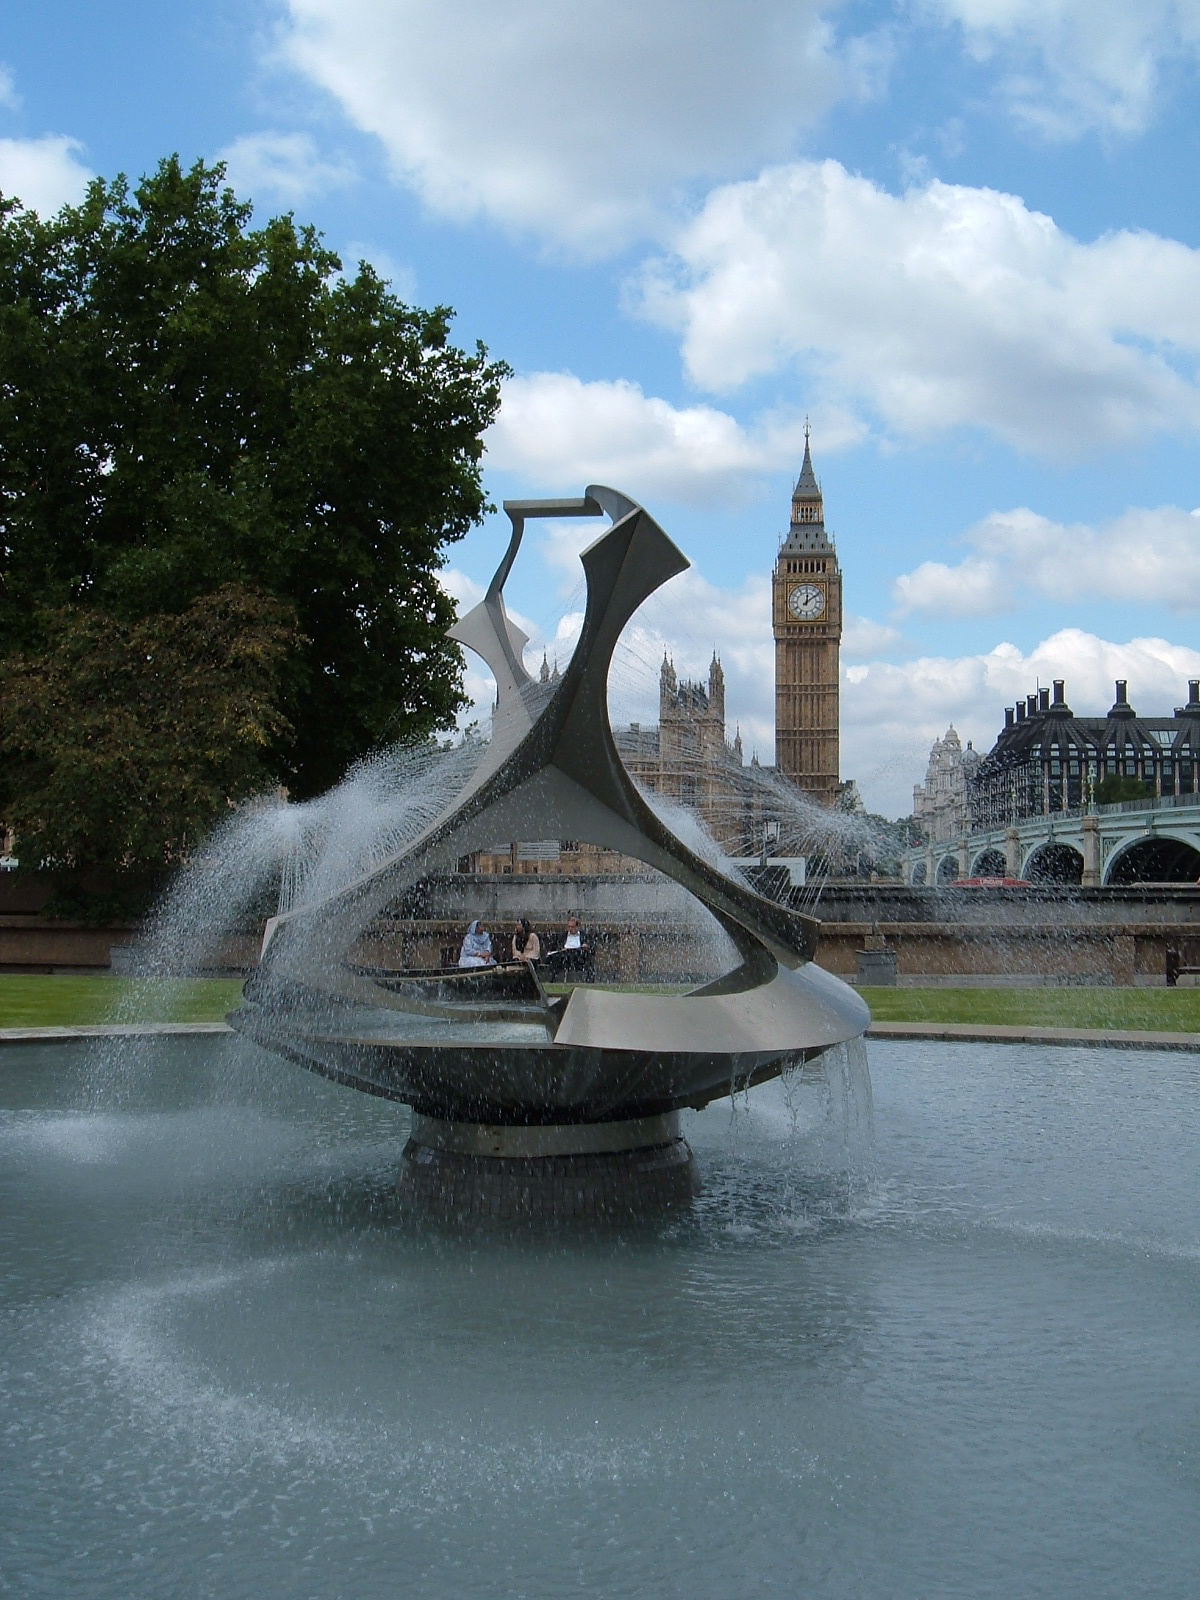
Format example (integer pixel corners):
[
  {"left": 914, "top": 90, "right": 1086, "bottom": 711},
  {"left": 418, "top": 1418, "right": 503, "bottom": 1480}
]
[
  {"left": 0, "top": 975, "right": 245, "bottom": 1029},
  {"left": 2, "top": 974, "right": 1200, "bottom": 1034},
  {"left": 859, "top": 985, "right": 1200, "bottom": 1031}
]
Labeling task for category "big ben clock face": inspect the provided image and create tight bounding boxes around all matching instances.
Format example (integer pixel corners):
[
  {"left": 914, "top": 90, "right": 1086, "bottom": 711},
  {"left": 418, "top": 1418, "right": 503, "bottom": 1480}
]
[{"left": 788, "top": 582, "right": 825, "bottom": 620}]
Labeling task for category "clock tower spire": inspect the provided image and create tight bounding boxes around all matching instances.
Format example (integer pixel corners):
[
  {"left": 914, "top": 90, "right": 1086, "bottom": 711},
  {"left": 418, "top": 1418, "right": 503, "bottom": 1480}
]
[{"left": 773, "top": 424, "right": 842, "bottom": 803}]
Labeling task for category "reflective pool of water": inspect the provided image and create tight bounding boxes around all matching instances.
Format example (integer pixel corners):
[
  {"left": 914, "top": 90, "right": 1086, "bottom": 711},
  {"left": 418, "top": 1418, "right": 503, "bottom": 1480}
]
[{"left": 2, "top": 1036, "right": 1197, "bottom": 1598}]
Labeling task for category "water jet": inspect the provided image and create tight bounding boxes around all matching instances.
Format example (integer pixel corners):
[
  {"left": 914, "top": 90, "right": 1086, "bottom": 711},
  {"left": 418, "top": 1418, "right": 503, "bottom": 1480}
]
[{"left": 229, "top": 486, "right": 869, "bottom": 1214}]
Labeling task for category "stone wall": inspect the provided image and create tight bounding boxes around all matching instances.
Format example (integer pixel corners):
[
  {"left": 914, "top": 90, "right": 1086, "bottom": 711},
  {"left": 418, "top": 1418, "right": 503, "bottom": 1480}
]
[
  {"left": 3, "top": 874, "right": 1197, "bottom": 987},
  {"left": 813, "top": 884, "right": 1200, "bottom": 987}
]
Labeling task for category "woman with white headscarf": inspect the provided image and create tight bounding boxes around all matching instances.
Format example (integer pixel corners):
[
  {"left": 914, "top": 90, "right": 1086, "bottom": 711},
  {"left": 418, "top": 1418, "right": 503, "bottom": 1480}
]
[{"left": 457, "top": 919, "right": 493, "bottom": 968}]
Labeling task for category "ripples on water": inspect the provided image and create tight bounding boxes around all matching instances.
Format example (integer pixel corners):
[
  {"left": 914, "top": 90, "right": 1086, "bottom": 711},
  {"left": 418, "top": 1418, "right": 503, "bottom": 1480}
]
[{"left": 2, "top": 1036, "right": 1198, "bottom": 1599}]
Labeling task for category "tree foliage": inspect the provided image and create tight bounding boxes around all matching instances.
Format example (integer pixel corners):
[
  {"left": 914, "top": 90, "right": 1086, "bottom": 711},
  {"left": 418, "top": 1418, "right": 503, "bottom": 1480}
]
[
  {"left": 0, "top": 155, "right": 507, "bottom": 805},
  {"left": 1094, "top": 774, "right": 1154, "bottom": 806},
  {"left": 0, "top": 585, "right": 301, "bottom": 889}
]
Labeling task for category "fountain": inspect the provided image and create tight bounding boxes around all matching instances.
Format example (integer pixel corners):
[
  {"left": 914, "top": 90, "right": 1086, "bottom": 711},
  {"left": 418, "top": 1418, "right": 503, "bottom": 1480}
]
[
  {"left": 5, "top": 500, "right": 1195, "bottom": 1590},
  {"left": 230, "top": 486, "right": 869, "bottom": 1216}
]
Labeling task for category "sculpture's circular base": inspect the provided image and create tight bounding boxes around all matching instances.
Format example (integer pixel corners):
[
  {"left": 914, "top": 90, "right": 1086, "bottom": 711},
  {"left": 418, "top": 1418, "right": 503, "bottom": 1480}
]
[{"left": 399, "top": 1112, "right": 699, "bottom": 1221}]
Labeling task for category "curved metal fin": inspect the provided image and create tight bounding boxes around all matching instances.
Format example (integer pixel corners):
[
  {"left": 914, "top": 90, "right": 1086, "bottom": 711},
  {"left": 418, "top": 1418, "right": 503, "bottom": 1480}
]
[
  {"left": 549, "top": 499, "right": 689, "bottom": 817},
  {"left": 447, "top": 511, "right": 532, "bottom": 703},
  {"left": 448, "top": 495, "right": 605, "bottom": 705},
  {"left": 584, "top": 484, "right": 638, "bottom": 524}
]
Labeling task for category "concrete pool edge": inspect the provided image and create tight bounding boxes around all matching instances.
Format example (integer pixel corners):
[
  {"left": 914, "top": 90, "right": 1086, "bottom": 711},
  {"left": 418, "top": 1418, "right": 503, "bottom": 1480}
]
[
  {"left": 1, "top": 1020, "right": 1200, "bottom": 1052},
  {"left": 867, "top": 1021, "right": 1200, "bottom": 1051},
  {"left": 0, "top": 1022, "right": 233, "bottom": 1042}
]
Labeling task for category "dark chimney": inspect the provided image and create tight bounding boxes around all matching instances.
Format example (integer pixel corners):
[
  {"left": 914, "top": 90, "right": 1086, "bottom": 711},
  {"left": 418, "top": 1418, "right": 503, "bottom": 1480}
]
[
  {"left": 1004, "top": 707, "right": 1015, "bottom": 728},
  {"left": 1189, "top": 680, "right": 1200, "bottom": 712},
  {"left": 1027, "top": 693, "right": 1037, "bottom": 717},
  {"left": 1016, "top": 701, "right": 1027, "bottom": 722},
  {"left": 1038, "top": 687, "right": 1050, "bottom": 712},
  {"left": 1052, "top": 680, "right": 1065, "bottom": 706},
  {"left": 1108, "top": 679, "right": 1136, "bottom": 719}
]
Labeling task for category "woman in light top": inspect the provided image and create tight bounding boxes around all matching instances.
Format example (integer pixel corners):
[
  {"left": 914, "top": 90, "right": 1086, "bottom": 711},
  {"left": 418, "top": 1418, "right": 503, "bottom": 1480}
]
[
  {"left": 511, "top": 919, "right": 540, "bottom": 964},
  {"left": 457, "top": 920, "right": 493, "bottom": 968}
]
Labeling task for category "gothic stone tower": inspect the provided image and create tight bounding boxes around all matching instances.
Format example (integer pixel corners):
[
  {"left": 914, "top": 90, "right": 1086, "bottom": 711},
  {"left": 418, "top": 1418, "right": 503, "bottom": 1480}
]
[
  {"left": 773, "top": 427, "right": 842, "bottom": 803},
  {"left": 658, "top": 649, "right": 728, "bottom": 811}
]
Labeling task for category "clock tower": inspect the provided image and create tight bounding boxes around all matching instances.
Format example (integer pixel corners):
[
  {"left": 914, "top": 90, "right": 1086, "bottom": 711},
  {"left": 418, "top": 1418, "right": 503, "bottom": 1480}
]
[{"left": 773, "top": 425, "right": 842, "bottom": 803}]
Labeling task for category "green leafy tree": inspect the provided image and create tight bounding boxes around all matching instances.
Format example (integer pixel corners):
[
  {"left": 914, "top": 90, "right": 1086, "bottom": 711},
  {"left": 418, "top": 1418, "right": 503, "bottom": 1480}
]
[
  {"left": 0, "top": 586, "right": 302, "bottom": 902},
  {"left": 1094, "top": 774, "right": 1154, "bottom": 805},
  {"left": 0, "top": 155, "right": 507, "bottom": 802}
]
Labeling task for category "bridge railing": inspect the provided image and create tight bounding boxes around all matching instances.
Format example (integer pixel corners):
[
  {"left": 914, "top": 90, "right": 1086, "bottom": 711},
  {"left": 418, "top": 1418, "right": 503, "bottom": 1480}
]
[
  {"left": 1094, "top": 792, "right": 1200, "bottom": 815},
  {"left": 960, "top": 792, "right": 1200, "bottom": 837},
  {"left": 902, "top": 791, "right": 1200, "bottom": 869}
]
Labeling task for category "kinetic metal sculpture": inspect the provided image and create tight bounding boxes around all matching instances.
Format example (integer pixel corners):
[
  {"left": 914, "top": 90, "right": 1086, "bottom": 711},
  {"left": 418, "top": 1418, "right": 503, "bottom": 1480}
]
[{"left": 231, "top": 488, "right": 869, "bottom": 1211}]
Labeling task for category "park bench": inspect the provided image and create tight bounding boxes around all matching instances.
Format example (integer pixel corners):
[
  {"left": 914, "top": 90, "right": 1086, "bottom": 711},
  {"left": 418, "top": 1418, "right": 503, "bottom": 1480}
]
[{"left": 1165, "top": 945, "right": 1200, "bottom": 986}]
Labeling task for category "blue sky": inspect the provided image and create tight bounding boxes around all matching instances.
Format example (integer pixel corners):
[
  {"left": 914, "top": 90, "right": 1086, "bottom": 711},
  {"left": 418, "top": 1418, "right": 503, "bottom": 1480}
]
[{"left": 4, "top": 0, "right": 1200, "bottom": 815}]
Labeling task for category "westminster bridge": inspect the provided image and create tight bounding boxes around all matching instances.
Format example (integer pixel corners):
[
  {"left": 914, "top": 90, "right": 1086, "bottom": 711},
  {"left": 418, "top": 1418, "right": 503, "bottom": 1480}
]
[{"left": 903, "top": 793, "right": 1200, "bottom": 888}]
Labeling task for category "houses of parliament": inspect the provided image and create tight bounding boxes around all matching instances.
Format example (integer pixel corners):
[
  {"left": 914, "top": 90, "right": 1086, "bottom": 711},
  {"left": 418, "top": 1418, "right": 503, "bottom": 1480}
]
[
  {"left": 619, "top": 427, "right": 847, "bottom": 833},
  {"left": 477, "top": 431, "right": 851, "bottom": 874}
]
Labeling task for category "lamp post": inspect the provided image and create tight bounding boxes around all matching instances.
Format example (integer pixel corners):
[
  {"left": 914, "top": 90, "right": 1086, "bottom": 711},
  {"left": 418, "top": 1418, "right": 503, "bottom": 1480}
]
[{"left": 760, "top": 819, "right": 780, "bottom": 868}]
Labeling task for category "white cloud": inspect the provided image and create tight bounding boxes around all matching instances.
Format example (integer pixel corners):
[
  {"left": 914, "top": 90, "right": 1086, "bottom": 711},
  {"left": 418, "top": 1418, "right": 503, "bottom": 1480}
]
[
  {"left": 926, "top": 0, "right": 1200, "bottom": 137},
  {"left": 438, "top": 565, "right": 484, "bottom": 614},
  {"left": 843, "top": 627, "right": 1200, "bottom": 814},
  {"left": 219, "top": 131, "right": 357, "bottom": 204},
  {"left": 342, "top": 240, "right": 417, "bottom": 302},
  {"left": 487, "top": 371, "right": 864, "bottom": 505},
  {"left": 279, "top": 0, "right": 866, "bottom": 252},
  {"left": 843, "top": 614, "right": 906, "bottom": 657},
  {"left": 0, "top": 65, "right": 19, "bottom": 111},
  {"left": 893, "top": 552, "right": 1008, "bottom": 617},
  {"left": 0, "top": 135, "right": 92, "bottom": 214},
  {"left": 638, "top": 158, "right": 1200, "bottom": 456},
  {"left": 894, "top": 504, "right": 1200, "bottom": 617}
]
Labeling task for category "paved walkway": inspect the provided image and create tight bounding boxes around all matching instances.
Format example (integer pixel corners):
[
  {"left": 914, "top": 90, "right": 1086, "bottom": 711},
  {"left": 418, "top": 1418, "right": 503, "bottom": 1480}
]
[{"left": 1, "top": 1020, "right": 1199, "bottom": 1052}]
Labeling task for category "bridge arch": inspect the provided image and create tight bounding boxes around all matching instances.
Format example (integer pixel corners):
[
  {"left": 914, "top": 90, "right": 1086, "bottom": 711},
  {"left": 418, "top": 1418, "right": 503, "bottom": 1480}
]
[
  {"left": 1104, "top": 833, "right": 1200, "bottom": 885},
  {"left": 936, "top": 854, "right": 960, "bottom": 885},
  {"left": 910, "top": 859, "right": 927, "bottom": 886},
  {"left": 1024, "top": 841, "right": 1084, "bottom": 884},
  {"left": 971, "top": 846, "right": 1007, "bottom": 878}
]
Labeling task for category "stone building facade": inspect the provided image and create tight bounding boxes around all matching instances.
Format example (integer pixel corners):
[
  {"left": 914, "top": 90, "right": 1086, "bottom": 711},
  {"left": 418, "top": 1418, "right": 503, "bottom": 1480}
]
[
  {"left": 913, "top": 726, "right": 980, "bottom": 844},
  {"left": 615, "top": 652, "right": 754, "bottom": 851},
  {"left": 969, "top": 678, "right": 1200, "bottom": 829}
]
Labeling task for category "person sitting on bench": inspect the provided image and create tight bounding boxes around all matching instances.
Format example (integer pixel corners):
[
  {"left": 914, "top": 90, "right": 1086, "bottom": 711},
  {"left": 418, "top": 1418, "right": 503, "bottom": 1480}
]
[
  {"left": 545, "top": 915, "right": 595, "bottom": 981},
  {"left": 510, "top": 919, "right": 541, "bottom": 965},
  {"left": 457, "top": 919, "right": 494, "bottom": 968}
]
